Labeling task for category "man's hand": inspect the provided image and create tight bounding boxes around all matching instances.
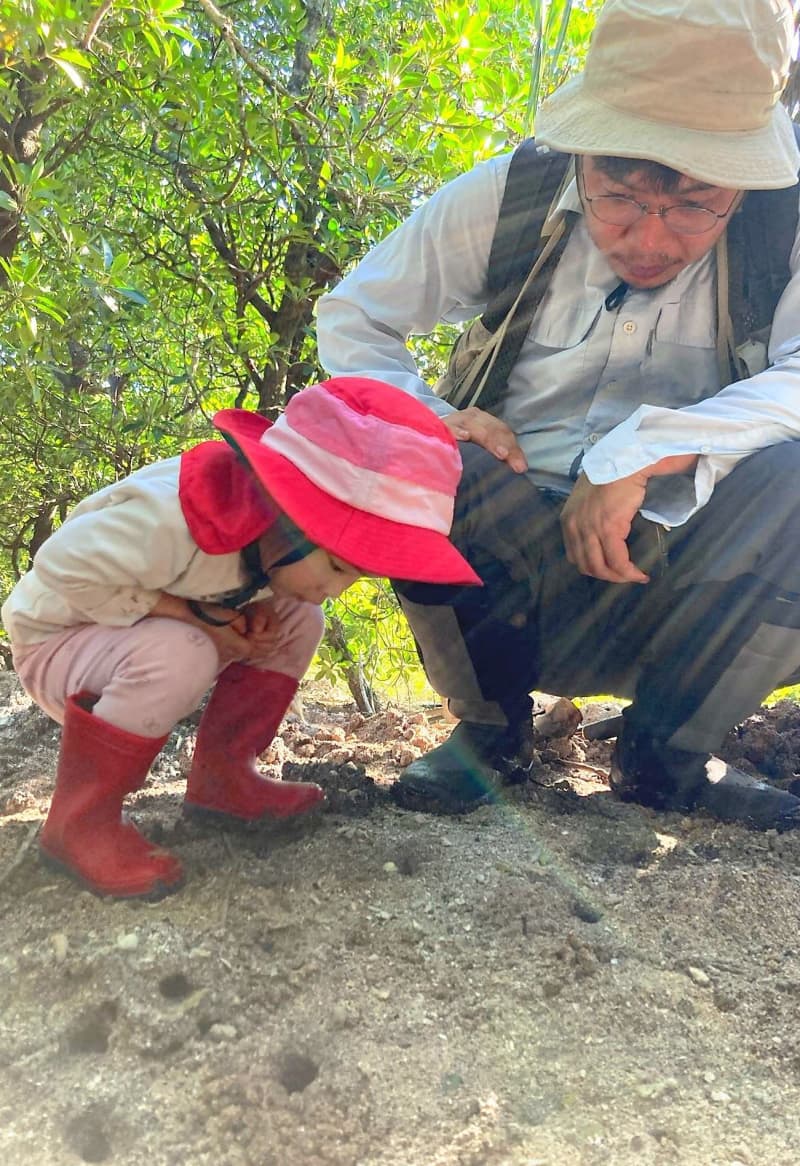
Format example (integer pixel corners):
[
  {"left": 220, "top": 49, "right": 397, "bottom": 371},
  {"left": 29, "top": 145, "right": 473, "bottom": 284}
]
[
  {"left": 561, "top": 472, "right": 651, "bottom": 583},
  {"left": 561, "top": 454, "right": 699, "bottom": 583},
  {"left": 442, "top": 407, "right": 528, "bottom": 473}
]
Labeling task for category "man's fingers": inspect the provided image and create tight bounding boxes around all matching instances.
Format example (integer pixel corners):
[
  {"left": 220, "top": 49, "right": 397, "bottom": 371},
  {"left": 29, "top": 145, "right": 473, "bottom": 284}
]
[
  {"left": 601, "top": 537, "right": 649, "bottom": 584},
  {"left": 561, "top": 472, "right": 651, "bottom": 583},
  {"left": 442, "top": 409, "right": 528, "bottom": 472},
  {"left": 565, "top": 529, "right": 648, "bottom": 584}
]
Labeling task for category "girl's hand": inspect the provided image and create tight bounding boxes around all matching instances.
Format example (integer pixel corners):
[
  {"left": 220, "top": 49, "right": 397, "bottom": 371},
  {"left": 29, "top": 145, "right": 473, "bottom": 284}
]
[
  {"left": 199, "top": 607, "right": 251, "bottom": 664},
  {"left": 242, "top": 599, "right": 283, "bottom": 651},
  {"left": 146, "top": 593, "right": 251, "bottom": 663}
]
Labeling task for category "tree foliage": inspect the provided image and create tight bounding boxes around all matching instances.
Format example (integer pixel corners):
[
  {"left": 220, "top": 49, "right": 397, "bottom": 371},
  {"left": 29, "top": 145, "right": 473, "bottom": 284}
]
[{"left": 0, "top": 0, "right": 596, "bottom": 696}]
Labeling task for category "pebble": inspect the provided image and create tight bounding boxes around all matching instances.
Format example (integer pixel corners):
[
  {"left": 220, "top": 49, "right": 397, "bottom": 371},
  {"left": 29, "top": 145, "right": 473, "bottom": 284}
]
[
  {"left": 330, "top": 1004, "right": 350, "bottom": 1028},
  {"left": 635, "top": 1077, "right": 678, "bottom": 1100},
  {"left": 687, "top": 965, "right": 711, "bottom": 986},
  {"left": 713, "top": 988, "right": 739, "bottom": 1012},
  {"left": 116, "top": 932, "right": 139, "bottom": 951},
  {"left": 50, "top": 932, "right": 69, "bottom": 962},
  {"left": 572, "top": 898, "right": 603, "bottom": 923},
  {"left": 383, "top": 861, "right": 398, "bottom": 875},
  {"left": 208, "top": 1023, "right": 237, "bottom": 1042}
]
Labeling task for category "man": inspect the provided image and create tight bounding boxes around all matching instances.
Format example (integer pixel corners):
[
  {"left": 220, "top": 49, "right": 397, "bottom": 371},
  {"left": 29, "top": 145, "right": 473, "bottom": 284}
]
[{"left": 316, "top": 0, "right": 800, "bottom": 828}]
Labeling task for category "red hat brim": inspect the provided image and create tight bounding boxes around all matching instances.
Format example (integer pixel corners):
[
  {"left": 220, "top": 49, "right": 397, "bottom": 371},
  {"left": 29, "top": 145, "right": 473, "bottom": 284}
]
[{"left": 214, "top": 409, "right": 481, "bottom": 586}]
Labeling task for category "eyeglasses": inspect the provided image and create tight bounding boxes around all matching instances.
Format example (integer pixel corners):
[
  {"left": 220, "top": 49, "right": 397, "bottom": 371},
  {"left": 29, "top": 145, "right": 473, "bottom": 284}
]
[{"left": 578, "top": 167, "right": 740, "bottom": 236}]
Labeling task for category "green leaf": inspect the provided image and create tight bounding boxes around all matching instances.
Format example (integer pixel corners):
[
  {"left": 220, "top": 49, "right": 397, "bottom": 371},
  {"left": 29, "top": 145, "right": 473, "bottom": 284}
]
[
  {"left": 50, "top": 55, "right": 86, "bottom": 90},
  {"left": 54, "top": 47, "right": 94, "bottom": 70},
  {"left": 115, "top": 287, "right": 149, "bottom": 307},
  {"left": 32, "top": 295, "right": 68, "bottom": 324}
]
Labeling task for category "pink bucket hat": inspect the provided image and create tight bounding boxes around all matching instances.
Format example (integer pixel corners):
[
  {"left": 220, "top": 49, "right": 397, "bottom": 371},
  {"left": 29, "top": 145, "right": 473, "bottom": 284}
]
[{"left": 212, "top": 377, "right": 481, "bottom": 586}]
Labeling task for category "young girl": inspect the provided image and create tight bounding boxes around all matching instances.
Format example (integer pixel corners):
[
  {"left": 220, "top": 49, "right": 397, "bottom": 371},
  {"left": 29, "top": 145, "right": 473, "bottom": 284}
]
[{"left": 1, "top": 376, "right": 479, "bottom": 899}]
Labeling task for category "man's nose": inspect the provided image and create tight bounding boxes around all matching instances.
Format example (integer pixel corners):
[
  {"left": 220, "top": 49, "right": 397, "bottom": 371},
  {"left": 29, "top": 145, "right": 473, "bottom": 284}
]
[{"left": 626, "top": 209, "right": 676, "bottom": 251}]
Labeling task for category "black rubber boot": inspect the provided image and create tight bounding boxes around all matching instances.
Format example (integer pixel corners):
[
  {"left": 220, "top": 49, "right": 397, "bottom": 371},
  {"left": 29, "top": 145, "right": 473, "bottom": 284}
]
[
  {"left": 391, "top": 715, "right": 535, "bottom": 814},
  {"left": 610, "top": 724, "right": 800, "bottom": 831}
]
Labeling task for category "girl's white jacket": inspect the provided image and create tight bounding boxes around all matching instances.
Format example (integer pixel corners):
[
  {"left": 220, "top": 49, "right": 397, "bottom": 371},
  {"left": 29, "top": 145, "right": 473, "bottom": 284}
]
[{"left": 2, "top": 457, "right": 272, "bottom": 649}]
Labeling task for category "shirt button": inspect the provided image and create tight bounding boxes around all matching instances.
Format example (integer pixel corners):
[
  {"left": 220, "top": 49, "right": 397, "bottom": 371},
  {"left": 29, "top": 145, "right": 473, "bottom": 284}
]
[
  {"left": 588, "top": 433, "right": 600, "bottom": 444},
  {"left": 622, "top": 320, "right": 637, "bottom": 335}
]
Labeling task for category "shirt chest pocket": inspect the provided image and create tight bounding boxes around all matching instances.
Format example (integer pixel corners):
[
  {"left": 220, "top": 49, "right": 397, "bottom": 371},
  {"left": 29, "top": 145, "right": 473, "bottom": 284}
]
[
  {"left": 526, "top": 298, "right": 601, "bottom": 352},
  {"left": 643, "top": 301, "right": 721, "bottom": 405}
]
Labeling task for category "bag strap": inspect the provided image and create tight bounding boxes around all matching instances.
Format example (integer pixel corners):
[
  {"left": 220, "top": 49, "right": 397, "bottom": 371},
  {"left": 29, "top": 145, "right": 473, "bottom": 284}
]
[
  {"left": 483, "top": 139, "right": 572, "bottom": 316},
  {"left": 465, "top": 128, "right": 800, "bottom": 405},
  {"left": 448, "top": 218, "right": 570, "bottom": 411},
  {"left": 467, "top": 140, "right": 573, "bottom": 413},
  {"left": 724, "top": 121, "right": 800, "bottom": 378}
]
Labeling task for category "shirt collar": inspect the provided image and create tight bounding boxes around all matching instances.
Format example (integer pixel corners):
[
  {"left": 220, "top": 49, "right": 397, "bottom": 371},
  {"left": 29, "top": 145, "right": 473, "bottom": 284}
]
[{"left": 543, "top": 160, "right": 582, "bottom": 235}]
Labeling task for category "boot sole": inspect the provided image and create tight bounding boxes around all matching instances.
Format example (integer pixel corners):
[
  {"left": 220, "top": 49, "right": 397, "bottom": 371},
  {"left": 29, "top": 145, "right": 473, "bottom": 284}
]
[
  {"left": 182, "top": 802, "right": 323, "bottom": 827},
  {"left": 390, "top": 780, "right": 492, "bottom": 816},
  {"left": 40, "top": 848, "right": 184, "bottom": 902}
]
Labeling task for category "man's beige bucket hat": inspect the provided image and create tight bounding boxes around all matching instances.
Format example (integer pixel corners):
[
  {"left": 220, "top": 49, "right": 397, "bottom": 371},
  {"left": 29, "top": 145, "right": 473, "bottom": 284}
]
[{"left": 535, "top": 0, "right": 800, "bottom": 189}]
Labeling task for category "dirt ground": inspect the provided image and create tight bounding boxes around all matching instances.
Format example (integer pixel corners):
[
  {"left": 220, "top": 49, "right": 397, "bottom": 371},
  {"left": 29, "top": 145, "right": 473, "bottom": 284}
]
[{"left": 1, "top": 670, "right": 800, "bottom": 1166}]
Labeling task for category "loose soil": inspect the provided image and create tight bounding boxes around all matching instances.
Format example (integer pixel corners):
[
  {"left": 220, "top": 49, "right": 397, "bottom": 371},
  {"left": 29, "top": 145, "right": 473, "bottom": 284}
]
[{"left": 1, "top": 671, "right": 800, "bottom": 1166}]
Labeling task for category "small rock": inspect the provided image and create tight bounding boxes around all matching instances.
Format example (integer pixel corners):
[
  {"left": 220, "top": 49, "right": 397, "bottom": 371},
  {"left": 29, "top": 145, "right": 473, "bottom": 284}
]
[
  {"left": 713, "top": 988, "right": 739, "bottom": 1012},
  {"left": 687, "top": 965, "right": 711, "bottom": 986},
  {"left": 394, "top": 746, "right": 418, "bottom": 768},
  {"left": 635, "top": 1077, "right": 678, "bottom": 1100},
  {"left": 572, "top": 898, "right": 603, "bottom": 923},
  {"left": 383, "top": 861, "right": 398, "bottom": 875},
  {"left": 330, "top": 1004, "right": 351, "bottom": 1028},
  {"left": 316, "top": 725, "right": 346, "bottom": 743},
  {"left": 50, "top": 933, "right": 69, "bottom": 962},
  {"left": 534, "top": 696, "right": 582, "bottom": 739},
  {"left": 116, "top": 932, "right": 139, "bottom": 951},
  {"left": 208, "top": 1023, "right": 237, "bottom": 1042}
]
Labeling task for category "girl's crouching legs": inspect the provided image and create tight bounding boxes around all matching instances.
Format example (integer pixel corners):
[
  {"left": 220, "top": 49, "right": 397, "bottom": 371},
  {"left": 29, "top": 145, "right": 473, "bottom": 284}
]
[{"left": 19, "top": 619, "right": 222, "bottom": 897}]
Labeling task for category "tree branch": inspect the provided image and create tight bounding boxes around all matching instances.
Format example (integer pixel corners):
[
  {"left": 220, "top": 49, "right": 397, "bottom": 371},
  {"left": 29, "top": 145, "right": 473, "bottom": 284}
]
[
  {"left": 193, "top": 0, "right": 323, "bottom": 131},
  {"left": 81, "top": 0, "right": 116, "bottom": 52}
]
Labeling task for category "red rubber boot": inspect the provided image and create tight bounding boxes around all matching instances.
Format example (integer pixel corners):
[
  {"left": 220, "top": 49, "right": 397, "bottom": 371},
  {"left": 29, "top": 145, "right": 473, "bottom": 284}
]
[
  {"left": 40, "top": 692, "right": 184, "bottom": 898},
  {"left": 184, "top": 665, "right": 325, "bottom": 821}
]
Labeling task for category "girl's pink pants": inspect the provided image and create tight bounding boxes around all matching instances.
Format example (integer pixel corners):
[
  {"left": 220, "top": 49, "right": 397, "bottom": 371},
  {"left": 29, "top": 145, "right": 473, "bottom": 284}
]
[{"left": 13, "top": 599, "right": 325, "bottom": 737}]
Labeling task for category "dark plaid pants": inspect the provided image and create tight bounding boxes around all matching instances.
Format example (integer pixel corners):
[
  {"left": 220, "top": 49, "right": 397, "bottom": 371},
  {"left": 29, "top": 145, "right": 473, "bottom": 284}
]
[{"left": 395, "top": 441, "right": 800, "bottom": 754}]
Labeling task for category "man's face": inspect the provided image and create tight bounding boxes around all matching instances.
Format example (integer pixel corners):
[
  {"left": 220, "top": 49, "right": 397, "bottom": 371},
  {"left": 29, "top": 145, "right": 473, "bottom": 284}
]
[{"left": 579, "top": 156, "right": 742, "bottom": 289}]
